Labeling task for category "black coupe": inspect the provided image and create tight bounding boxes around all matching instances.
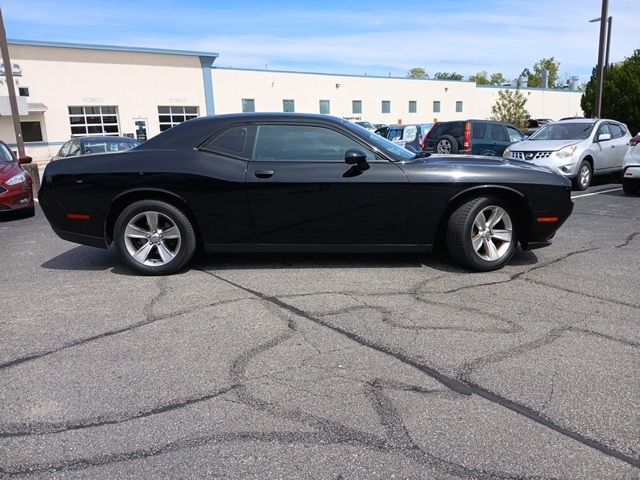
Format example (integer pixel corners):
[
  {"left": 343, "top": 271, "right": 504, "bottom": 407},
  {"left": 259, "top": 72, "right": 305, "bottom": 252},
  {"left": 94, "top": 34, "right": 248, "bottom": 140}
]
[{"left": 39, "top": 113, "right": 573, "bottom": 275}]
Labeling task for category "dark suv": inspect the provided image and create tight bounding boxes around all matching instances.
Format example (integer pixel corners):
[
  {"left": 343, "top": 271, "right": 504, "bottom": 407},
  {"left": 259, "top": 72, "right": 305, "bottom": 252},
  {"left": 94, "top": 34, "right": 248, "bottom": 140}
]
[{"left": 424, "top": 120, "right": 525, "bottom": 157}]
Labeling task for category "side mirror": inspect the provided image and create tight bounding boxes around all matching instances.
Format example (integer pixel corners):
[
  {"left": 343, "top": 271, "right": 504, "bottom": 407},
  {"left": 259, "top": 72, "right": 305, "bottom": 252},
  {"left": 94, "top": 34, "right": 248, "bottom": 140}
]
[
  {"left": 18, "top": 155, "right": 33, "bottom": 164},
  {"left": 344, "top": 149, "right": 370, "bottom": 170},
  {"left": 597, "top": 133, "right": 611, "bottom": 142}
]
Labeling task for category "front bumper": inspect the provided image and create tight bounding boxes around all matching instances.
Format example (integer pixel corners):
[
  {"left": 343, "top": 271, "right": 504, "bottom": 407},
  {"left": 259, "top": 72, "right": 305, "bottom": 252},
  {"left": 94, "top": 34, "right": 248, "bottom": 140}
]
[{"left": 0, "top": 181, "right": 34, "bottom": 211}]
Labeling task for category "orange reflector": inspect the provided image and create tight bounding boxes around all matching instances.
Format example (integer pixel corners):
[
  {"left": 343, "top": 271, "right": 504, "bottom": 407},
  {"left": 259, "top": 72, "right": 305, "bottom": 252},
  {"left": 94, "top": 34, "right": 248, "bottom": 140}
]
[
  {"left": 67, "top": 213, "right": 91, "bottom": 221},
  {"left": 536, "top": 217, "right": 559, "bottom": 223}
]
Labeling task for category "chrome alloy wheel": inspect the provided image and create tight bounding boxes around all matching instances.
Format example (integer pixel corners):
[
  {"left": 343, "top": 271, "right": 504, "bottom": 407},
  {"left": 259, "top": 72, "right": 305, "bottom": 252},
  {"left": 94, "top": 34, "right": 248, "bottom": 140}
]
[
  {"left": 123, "top": 211, "right": 182, "bottom": 266},
  {"left": 437, "top": 139, "right": 452, "bottom": 153},
  {"left": 471, "top": 206, "right": 513, "bottom": 261},
  {"left": 579, "top": 164, "right": 591, "bottom": 189}
]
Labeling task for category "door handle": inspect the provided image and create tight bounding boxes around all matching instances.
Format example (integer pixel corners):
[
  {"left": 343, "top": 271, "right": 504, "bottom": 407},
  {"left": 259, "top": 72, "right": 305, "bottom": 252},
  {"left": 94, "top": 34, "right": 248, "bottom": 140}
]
[
  {"left": 610, "top": 145, "right": 616, "bottom": 149},
  {"left": 254, "top": 169, "right": 274, "bottom": 179}
]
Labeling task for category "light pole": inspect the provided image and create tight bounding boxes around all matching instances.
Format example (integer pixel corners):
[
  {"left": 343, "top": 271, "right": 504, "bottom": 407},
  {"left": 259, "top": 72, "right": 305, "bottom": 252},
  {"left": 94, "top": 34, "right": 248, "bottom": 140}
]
[
  {"left": 589, "top": 0, "right": 609, "bottom": 118},
  {"left": 0, "top": 7, "right": 25, "bottom": 157}
]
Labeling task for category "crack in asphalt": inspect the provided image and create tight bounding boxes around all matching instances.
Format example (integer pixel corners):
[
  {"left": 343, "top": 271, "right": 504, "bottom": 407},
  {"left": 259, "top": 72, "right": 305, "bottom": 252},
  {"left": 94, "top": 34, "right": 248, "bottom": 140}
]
[
  {"left": 616, "top": 231, "right": 640, "bottom": 249},
  {"left": 0, "top": 281, "right": 249, "bottom": 371},
  {"left": 198, "top": 270, "right": 640, "bottom": 470},
  {"left": 0, "top": 385, "right": 238, "bottom": 438}
]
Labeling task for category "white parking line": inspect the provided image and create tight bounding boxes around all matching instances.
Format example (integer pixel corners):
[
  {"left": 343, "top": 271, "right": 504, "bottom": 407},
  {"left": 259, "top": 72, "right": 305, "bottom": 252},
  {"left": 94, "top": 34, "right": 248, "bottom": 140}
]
[{"left": 572, "top": 187, "right": 622, "bottom": 199}]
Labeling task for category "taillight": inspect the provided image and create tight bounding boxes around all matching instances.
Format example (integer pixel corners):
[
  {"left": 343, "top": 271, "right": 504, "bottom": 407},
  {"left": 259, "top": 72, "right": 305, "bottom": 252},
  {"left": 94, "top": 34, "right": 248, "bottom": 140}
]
[
  {"left": 463, "top": 121, "right": 471, "bottom": 150},
  {"left": 629, "top": 135, "right": 640, "bottom": 146}
]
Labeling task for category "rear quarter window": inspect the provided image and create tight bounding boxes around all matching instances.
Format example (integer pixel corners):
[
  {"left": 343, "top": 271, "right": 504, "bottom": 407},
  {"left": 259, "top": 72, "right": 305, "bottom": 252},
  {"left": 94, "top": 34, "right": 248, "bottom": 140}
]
[
  {"left": 436, "top": 122, "right": 464, "bottom": 137},
  {"left": 204, "top": 125, "right": 256, "bottom": 159}
]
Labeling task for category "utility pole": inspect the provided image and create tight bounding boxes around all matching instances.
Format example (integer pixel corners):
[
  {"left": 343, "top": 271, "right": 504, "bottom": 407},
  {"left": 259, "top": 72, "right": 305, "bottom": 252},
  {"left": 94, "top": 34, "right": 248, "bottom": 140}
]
[
  {"left": 604, "top": 16, "right": 612, "bottom": 77},
  {"left": 593, "top": 0, "right": 609, "bottom": 118},
  {"left": 0, "top": 7, "right": 24, "bottom": 157}
]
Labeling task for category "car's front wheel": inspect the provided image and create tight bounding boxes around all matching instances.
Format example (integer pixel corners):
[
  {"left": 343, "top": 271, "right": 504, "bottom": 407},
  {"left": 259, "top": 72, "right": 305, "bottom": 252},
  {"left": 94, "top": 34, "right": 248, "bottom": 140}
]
[
  {"left": 572, "top": 161, "right": 592, "bottom": 191},
  {"left": 114, "top": 200, "right": 196, "bottom": 275},
  {"left": 446, "top": 197, "right": 517, "bottom": 271}
]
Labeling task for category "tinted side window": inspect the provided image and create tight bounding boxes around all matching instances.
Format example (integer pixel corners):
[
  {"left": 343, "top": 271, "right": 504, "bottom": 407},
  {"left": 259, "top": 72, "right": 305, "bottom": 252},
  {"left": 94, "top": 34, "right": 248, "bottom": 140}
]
[
  {"left": 253, "top": 125, "right": 374, "bottom": 162},
  {"left": 436, "top": 121, "right": 464, "bottom": 137},
  {"left": 204, "top": 126, "right": 255, "bottom": 159},
  {"left": 490, "top": 125, "right": 509, "bottom": 142},
  {"left": 472, "top": 122, "right": 487, "bottom": 140},
  {"left": 609, "top": 123, "right": 624, "bottom": 139}
]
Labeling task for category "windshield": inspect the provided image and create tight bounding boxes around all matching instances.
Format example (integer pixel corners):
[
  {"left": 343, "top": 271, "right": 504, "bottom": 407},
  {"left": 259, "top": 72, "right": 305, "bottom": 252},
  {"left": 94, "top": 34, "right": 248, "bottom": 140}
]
[{"left": 530, "top": 123, "right": 595, "bottom": 141}]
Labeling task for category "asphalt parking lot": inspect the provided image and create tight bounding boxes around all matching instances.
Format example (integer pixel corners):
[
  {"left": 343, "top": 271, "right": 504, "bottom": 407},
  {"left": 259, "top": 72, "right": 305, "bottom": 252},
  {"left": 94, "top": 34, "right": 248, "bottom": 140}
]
[{"left": 1, "top": 180, "right": 638, "bottom": 479}]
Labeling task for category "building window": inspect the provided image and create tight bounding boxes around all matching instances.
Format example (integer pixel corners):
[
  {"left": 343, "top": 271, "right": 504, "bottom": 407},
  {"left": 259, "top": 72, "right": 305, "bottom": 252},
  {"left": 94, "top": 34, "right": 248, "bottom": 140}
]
[
  {"left": 18, "top": 87, "right": 29, "bottom": 97},
  {"left": 352, "top": 100, "right": 362, "bottom": 114},
  {"left": 433, "top": 101, "right": 441, "bottom": 113},
  {"left": 408, "top": 100, "right": 417, "bottom": 113},
  {"left": 456, "top": 101, "right": 463, "bottom": 113},
  {"left": 283, "top": 99, "right": 295, "bottom": 112},
  {"left": 319, "top": 100, "right": 330, "bottom": 114},
  {"left": 21, "top": 121, "right": 43, "bottom": 142},
  {"left": 381, "top": 100, "right": 391, "bottom": 114},
  {"left": 242, "top": 99, "right": 255, "bottom": 113},
  {"left": 158, "top": 106, "right": 199, "bottom": 132},
  {"left": 68, "top": 106, "right": 120, "bottom": 136}
]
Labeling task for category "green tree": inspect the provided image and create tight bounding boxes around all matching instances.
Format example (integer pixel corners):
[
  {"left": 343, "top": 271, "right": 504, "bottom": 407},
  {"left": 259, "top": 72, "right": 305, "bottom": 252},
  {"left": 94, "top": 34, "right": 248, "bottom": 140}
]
[
  {"left": 489, "top": 72, "right": 506, "bottom": 85},
  {"left": 407, "top": 67, "right": 428, "bottom": 79},
  {"left": 469, "top": 71, "right": 490, "bottom": 85},
  {"left": 434, "top": 72, "right": 464, "bottom": 81},
  {"left": 581, "top": 49, "right": 640, "bottom": 134},
  {"left": 491, "top": 89, "right": 530, "bottom": 131},
  {"left": 526, "top": 57, "right": 560, "bottom": 88}
]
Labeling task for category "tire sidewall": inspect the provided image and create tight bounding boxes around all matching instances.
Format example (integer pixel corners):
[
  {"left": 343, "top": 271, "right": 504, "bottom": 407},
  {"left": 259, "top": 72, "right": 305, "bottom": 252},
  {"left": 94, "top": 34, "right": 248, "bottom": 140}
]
[
  {"left": 573, "top": 161, "right": 592, "bottom": 191},
  {"left": 456, "top": 197, "right": 517, "bottom": 271},
  {"left": 114, "top": 200, "right": 195, "bottom": 275}
]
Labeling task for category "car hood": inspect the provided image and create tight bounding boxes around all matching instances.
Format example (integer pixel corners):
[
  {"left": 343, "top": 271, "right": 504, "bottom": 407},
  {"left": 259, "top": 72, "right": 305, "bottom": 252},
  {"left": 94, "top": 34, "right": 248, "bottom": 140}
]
[
  {"left": 411, "top": 154, "right": 551, "bottom": 171},
  {"left": 0, "top": 162, "right": 20, "bottom": 180},
  {"left": 510, "top": 139, "right": 582, "bottom": 151}
]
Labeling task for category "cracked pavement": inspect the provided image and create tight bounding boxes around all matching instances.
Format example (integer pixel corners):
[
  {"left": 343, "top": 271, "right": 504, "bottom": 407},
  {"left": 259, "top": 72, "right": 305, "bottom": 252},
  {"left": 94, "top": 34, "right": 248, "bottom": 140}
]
[{"left": 0, "top": 183, "right": 639, "bottom": 479}]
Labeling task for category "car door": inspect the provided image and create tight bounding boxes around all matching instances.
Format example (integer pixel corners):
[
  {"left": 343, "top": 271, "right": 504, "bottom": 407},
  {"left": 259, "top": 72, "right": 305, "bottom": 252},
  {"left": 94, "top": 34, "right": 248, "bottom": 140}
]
[
  {"left": 489, "top": 124, "right": 511, "bottom": 156},
  {"left": 608, "top": 123, "right": 630, "bottom": 169},
  {"left": 246, "top": 123, "right": 409, "bottom": 246},
  {"left": 592, "top": 122, "right": 615, "bottom": 171}
]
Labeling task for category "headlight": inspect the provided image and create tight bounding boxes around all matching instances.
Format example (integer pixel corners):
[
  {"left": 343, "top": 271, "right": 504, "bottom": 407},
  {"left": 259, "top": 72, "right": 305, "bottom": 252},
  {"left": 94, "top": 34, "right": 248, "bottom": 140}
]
[
  {"left": 5, "top": 172, "right": 27, "bottom": 186},
  {"left": 503, "top": 147, "right": 511, "bottom": 159},
  {"left": 556, "top": 145, "right": 578, "bottom": 158}
]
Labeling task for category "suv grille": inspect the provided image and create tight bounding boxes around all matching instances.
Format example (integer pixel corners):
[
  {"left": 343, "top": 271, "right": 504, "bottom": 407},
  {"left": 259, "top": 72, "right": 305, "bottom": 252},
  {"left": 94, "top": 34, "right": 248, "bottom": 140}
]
[{"left": 511, "top": 151, "right": 552, "bottom": 161}]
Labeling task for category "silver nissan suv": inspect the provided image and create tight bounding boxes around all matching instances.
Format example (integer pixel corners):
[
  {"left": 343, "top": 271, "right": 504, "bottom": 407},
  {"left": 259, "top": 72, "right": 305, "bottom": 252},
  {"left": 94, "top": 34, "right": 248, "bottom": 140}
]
[{"left": 503, "top": 119, "right": 631, "bottom": 190}]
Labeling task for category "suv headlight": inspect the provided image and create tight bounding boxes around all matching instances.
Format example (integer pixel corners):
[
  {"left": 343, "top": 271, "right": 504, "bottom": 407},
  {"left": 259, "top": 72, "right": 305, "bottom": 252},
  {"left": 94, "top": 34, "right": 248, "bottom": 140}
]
[
  {"left": 556, "top": 145, "right": 578, "bottom": 158},
  {"left": 503, "top": 147, "right": 511, "bottom": 159},
  {"left": 5, "top": 172, "right": 27, "bottom": 186}
]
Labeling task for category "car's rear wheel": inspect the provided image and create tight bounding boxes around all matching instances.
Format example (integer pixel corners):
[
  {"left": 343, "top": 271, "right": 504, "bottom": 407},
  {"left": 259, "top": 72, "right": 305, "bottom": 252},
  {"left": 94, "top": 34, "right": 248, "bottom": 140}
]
[
  {"left": 436, "top": 135, "right": 459, "bottom": 154},
  {"left": 114, "top": 200, "right": 196, "bottom": 275},
  {"left": 572, "top": 161, "right": 592, "bottom": 191},
  {"left": 446, "top": 197, "right": 517, "bottom": 271}
]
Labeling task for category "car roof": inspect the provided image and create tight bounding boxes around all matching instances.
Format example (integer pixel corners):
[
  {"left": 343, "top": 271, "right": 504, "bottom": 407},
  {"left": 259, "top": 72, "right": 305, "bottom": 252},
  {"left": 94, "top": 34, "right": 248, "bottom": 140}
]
[
  {"left": 80, "top": 136, "right": 139, "bottom": 142},
  {"left": 554, "top": 118, "right": 598, "bottom": 124}
]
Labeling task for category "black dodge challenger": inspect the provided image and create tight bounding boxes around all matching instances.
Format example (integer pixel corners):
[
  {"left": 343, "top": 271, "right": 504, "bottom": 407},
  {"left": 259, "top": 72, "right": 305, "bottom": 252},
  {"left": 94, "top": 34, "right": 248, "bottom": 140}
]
[{"left": 39, "top": 113, "right": 573, "bottom": 275}]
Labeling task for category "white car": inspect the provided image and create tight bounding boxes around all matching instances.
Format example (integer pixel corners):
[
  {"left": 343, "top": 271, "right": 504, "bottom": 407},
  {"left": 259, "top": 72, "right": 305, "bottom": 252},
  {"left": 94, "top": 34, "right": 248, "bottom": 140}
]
[
  {"left": 622, "top": 132, "right": 640, "bottom": 195},
  {"left": 503, "top": 119, "right": 631, "bottom": 191}
]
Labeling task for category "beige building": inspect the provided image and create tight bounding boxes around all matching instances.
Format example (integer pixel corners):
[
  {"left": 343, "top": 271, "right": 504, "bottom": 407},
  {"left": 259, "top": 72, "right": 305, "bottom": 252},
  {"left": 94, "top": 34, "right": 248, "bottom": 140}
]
[{"left": 1, "top": 40, "right": 584, "bottom": 163}]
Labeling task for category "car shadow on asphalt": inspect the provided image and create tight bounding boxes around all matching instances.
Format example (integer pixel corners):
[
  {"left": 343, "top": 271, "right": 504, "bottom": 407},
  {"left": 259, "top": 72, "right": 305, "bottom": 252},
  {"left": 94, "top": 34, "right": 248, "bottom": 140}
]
[{"left": 40, "top": 245, "right": 539, "bottom": 275}]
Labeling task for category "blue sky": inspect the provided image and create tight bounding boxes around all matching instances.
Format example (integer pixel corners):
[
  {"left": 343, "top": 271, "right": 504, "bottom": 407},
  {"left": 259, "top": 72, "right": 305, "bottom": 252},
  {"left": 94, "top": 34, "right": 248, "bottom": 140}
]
[{"left": 4, "top": 0, "right": 639, "bottom": 82}]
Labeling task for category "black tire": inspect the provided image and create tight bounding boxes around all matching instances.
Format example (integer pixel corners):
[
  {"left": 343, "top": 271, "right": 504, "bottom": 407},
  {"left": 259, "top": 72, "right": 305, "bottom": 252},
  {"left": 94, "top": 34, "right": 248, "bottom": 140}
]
[
  {"left": 436, "top": 135, "right": 459, "bottom": 154},
  {"left": 622, "top": 179, "right": 640, "bottom": 195},
  {"left": 571, "top": 161, "right": 592, "bottom": 191},
  {"left": 446, "top": 196, "right": 517, "bottom": 271},
  {"left": 114, "top": 199, "right": 196, "bottom": 275}
]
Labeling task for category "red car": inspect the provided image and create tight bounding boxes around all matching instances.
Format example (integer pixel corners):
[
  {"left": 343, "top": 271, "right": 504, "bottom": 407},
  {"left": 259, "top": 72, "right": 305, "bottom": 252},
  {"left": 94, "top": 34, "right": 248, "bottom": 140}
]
[{"left": 0, "top": 141, "right": 35, "bottom": 216}]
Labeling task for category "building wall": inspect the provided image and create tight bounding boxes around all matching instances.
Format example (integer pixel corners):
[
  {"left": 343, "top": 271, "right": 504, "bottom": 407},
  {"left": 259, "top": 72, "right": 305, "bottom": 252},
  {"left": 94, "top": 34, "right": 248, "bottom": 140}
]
[
  {"left": 1, "top": 44, "right": 207, "bottom": 162},
  {"left": 211, "top": 68, "right": 584, "bottom": 124},
  {"left": 0, "top": 42, "right": 584, "bottom": 164}
]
